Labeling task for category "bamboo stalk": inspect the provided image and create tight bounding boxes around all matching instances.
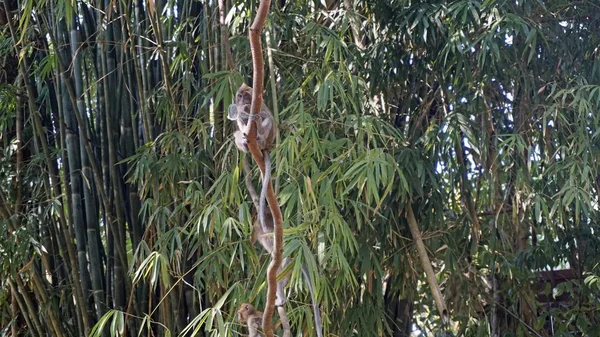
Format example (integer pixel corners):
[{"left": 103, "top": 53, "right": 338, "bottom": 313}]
[
  {"left": 455, "top": 131, "right": 481, "bottom": 244},
  {"left": 42, "top": 12, "right": 131, "bottom": 292},
  {"left": 65, "top": 13, "right": 95, "bottom": 321},
  {"left": 30, "top": 270, "right": 68, "bottom": 337}
]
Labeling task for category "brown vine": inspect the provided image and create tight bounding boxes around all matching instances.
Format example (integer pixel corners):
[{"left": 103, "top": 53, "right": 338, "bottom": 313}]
[{"left": 245, "top": 1, "right": 283, "bottom": 337}]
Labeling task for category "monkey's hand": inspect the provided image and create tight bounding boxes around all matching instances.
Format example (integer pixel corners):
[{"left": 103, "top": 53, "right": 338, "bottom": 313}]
[{"left": 243, "top": 114, "right": 263, "bottom": 137}]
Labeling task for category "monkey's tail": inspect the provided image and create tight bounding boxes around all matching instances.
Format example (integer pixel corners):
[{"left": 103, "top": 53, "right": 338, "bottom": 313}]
[
  {"left": 302, "top": 265, "right": 323, "bottom": 337},
  {"left": 259, "top": 151, "right": 271, "bottom": 232}
]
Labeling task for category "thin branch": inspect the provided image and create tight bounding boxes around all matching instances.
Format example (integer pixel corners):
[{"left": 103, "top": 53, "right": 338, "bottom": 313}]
[{"left": 218, "top": 0, "right": 235, "bottom": 70}]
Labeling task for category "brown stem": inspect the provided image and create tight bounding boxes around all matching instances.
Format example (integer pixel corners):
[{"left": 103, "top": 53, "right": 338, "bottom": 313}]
[
  {"left": 10, "top": 291, "right": 18, "bottom": 337},
  {"left": 405, "top": 204, "right": 449, "bottom": 322},
  {"left": 248, "top": 2, "right": 280, "bottom": 337},
  {"left": 9, "top": 279, "right": 43, "bottom": 337}
]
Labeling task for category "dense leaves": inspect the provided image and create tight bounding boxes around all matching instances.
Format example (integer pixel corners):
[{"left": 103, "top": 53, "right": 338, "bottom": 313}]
[{"left": 1, "top": 0, "right": 600, "bottom": 336}]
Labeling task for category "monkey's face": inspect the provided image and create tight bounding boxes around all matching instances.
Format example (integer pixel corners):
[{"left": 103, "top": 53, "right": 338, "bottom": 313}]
[
  {"left": 237, "top": 303, "right": 255, "bottom": 321},
  {"left": 236, "top": 84, "right": 253, "bottom": 113},
  {"left": 227, "top": 84, "right": 252, "bottom": 121},
  {"left": 236, "top": 90, "right": 252, "bottom": 105}
]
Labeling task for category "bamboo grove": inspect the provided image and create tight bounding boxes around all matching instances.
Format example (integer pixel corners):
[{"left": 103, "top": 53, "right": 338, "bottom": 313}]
[{"left": 1, "top": 0, "right": 600, "bottom": 336}]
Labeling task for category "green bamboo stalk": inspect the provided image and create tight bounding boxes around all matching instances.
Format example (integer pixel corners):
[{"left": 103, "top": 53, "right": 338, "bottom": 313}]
[
  {"left": 405, "top": 204, "right": 449, "bottom": 323},
  {"left": 119, "top": 47, "right": 143, "bottom": 250},
  {"left": 91, "top": 8, "right": 113, "bottom": 314},
  {"left": 42, "top": 8, "right": 130, "bottom": 317},
  {"left": 75, "top": 9, "right": 109, "bottom": 325},
  {"left": 100, "top": 0, "right": 129, "bottom": 311},
  {"left": 60, "top": 15, "right": 94, "bottom": 322},
  {"left": 127, "top": 1, "right": 153, "bottom": 324},
  {"left": 14, "top": 78, "right": 22, "bottom": 215}
]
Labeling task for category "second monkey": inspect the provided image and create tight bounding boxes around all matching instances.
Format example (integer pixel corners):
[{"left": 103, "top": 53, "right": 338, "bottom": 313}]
[{"left": 250, "top": 208, "right": 323, "bottom": 337}]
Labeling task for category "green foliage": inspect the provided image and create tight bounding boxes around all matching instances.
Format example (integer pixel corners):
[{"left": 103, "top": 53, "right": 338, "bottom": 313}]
[{"left": 2, "top": 0, "right": 600, "bottom": 336}]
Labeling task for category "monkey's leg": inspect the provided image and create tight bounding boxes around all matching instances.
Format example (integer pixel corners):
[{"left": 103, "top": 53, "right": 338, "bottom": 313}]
[
  {"left": 301, "top": 265, "right": 323, "bottom": 337},
  {"left": 244, "top": 156, "right": 260, "bottom": 209},
  {"left": 277, "top": 306, "right": 291, "bottom": 337},
  {"left": 258, "top": 150, "right": 271, "bottom": 233},
  {"left": 275, "top": 282, "right": 286, "bottom": 307}
]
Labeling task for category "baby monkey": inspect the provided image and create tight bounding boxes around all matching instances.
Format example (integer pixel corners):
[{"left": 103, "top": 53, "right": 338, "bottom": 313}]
[
  {"left": 237, "top": 303, "right": 263, "bottom": 337},
  {"left": 228, "top": 83, "right": 276, "bottom": 237}
]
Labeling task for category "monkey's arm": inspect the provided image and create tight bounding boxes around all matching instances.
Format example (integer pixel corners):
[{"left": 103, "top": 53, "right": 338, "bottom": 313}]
[{"left": 234, "top": 131, "right": 249, "bottom": 153}]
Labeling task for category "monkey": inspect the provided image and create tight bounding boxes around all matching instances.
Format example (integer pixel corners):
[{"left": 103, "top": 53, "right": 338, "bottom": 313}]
[
  {"left": 228, "top": 83, "right": 276, "bottom": 152},
  {"left": 228, "top": 83, "right": 276, "bottom": 239},
  {"left": 250, "top": 208, "right": 323, "bottom": 337},
  {"left": 238, "top": 303, "right": 264, "bottom": 337}
]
